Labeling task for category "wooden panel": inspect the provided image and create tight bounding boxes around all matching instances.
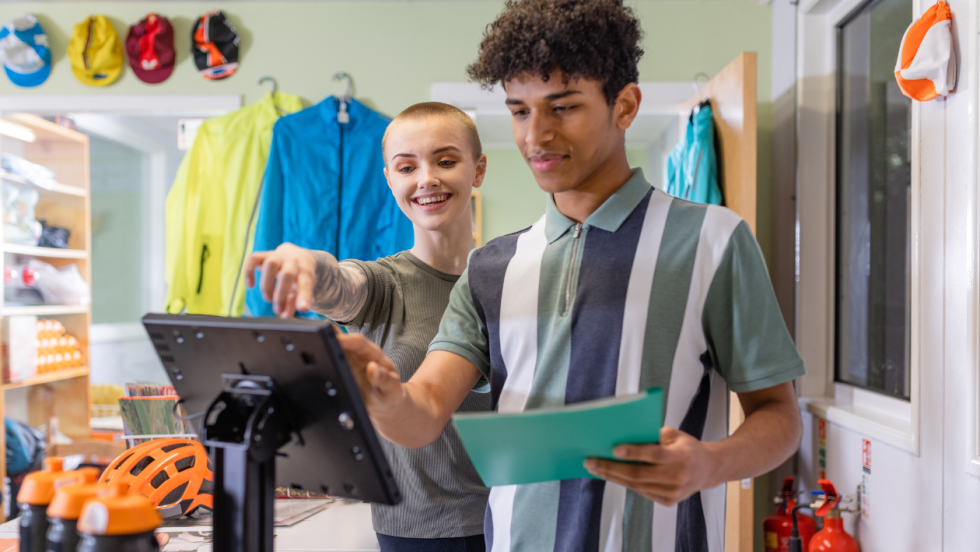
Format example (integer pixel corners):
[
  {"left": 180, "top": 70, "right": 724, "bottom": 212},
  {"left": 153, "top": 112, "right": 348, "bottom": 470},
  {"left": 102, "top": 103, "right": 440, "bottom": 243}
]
[
  {"left": 680, "top": 53, "right": 757, "bottom": 552},
  {"left": 725, "top": 395, "right": 754, "bottom": 552},
  {"left": 680, "top": 52, "right": 758, "bottom": 232},
  {"left": 22, "top": 138, "right": 88, "bottom": 190},
  {"left": 471, "top": 190, "right": 483, "bottom": 247},
  {"left": 27, "top": 375, "right": 91, "bottom": 439}
]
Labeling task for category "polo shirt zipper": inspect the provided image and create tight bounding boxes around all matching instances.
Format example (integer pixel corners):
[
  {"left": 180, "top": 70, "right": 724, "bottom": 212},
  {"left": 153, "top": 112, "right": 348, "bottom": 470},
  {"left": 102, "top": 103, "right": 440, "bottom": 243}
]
[{"left": 562, "top": 223, "right": 582, "bottom": 316}]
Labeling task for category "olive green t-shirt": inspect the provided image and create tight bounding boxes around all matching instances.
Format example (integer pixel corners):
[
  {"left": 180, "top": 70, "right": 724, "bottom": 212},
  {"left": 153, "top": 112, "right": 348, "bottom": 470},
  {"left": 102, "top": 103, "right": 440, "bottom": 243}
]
[{"left": 343, "top": 251, "right": 490, "bottom": 539}]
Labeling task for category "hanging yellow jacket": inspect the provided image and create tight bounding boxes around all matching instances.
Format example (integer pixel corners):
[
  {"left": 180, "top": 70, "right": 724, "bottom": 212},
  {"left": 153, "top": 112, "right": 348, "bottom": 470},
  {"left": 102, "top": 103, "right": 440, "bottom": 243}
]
[{"left": 165, "top": 92, "right": 303, "bottom": 316}]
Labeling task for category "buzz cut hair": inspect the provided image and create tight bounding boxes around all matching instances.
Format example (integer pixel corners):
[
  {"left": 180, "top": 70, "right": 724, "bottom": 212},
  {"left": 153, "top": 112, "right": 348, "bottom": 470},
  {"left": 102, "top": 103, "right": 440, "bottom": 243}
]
[{"left": 382, "top": 102, "right": 483, "bottom": 164}]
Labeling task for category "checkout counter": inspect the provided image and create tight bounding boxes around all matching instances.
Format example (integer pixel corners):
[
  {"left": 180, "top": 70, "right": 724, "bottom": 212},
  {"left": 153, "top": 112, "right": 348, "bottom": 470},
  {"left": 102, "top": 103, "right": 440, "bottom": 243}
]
[{"left": 0, "top": 500, "right": 380, "bottom": 551}]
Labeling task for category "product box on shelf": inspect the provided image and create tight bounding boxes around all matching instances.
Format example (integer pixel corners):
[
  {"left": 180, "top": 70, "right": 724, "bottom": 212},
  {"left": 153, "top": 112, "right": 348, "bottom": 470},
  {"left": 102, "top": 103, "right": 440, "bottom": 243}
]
[{"left": 2, "top": 314, "right": 37, "bottom": 382}]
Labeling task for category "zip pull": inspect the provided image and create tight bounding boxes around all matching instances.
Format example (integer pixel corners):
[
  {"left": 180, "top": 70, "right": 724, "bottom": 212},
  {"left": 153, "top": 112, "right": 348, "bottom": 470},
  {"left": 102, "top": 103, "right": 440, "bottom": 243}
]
[{"left": 562, "top": 224, "right": 583, "bottom": 316}]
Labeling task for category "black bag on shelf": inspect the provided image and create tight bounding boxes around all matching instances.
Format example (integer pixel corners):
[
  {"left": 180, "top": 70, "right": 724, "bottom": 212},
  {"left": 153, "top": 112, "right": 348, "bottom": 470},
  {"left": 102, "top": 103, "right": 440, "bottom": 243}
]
[{"left": 37, "top": 221, "right": 71, "bottom": 249}]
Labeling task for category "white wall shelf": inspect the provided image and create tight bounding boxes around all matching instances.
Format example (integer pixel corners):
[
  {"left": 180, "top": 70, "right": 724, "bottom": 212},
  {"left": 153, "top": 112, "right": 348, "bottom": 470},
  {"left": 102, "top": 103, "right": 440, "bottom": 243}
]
[
  {"left": 3, "top": 244, "right": 88, "bottom": 259},
  {"left": 1, "top": 170, "right": 86, "bottom": 198},
  {"left": 3, "top": 305, "right": 90, "bottom": 317}
]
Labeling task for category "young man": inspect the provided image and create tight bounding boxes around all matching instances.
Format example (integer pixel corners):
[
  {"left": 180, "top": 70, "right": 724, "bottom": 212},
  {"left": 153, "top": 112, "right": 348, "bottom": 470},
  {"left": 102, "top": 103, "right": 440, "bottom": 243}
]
[
  {"left": 337, "top": 1, "right": 805, "bottom": 550},
  {"left": 246, "top": 103, "right": 491, "bottom": 551}
]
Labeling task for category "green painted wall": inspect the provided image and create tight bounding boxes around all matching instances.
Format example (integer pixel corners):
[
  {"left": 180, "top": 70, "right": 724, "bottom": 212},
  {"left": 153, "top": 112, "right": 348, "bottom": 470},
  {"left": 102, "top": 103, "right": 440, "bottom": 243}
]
[
  {"left": 0, "top": 1, "right": 773, "bottom": 248},
  {"left": 87, "top": 135, "right": 145, "bottom": 324}
]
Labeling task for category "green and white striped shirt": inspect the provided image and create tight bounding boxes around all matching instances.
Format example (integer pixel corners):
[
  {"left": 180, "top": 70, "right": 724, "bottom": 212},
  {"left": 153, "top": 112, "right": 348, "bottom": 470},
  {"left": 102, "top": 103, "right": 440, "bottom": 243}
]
[{"left": 430, "top": 169, "right": 804, "bottom": 552}]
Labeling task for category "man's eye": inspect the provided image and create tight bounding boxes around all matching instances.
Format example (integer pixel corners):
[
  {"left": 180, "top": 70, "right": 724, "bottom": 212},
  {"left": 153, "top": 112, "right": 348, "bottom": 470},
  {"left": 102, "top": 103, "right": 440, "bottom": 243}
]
[
  {"left": 512, "top": 109, "right": 529, "bottom": 118},
  {"left": 554, "top": 105, "right": 573, "bottom": 113}
]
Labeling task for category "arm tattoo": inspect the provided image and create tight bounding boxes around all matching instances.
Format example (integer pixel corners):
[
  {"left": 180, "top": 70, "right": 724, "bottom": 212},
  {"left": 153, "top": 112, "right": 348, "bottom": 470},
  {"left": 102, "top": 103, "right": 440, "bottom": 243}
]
[{"left": 309, "top": 252, "right": 369, "bottom": 322}]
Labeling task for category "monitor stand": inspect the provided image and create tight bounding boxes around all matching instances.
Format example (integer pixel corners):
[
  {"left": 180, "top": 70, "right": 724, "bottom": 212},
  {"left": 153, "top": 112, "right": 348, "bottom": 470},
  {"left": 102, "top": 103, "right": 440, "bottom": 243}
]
[{"left": 203, "top": 374, "right": 298, "bottom": 552}]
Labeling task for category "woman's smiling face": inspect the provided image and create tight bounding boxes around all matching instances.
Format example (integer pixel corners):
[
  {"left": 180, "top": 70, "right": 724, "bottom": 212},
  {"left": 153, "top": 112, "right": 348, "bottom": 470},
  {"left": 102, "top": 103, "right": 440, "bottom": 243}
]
[{"left": 384, "top": 116, "right": 486, "bottom": 233}]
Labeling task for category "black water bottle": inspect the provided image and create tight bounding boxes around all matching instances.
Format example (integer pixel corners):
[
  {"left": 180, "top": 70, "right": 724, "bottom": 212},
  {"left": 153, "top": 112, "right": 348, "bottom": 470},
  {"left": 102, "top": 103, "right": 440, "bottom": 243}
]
[
  {"left": 45, "top": 478, "right": 103, "bottom": 552},
  {"left": 17, "top": 458, "right": 67, "bottom": 552},
  {"left": 76, "top": 483, "right": 161, "bottom": 552}
]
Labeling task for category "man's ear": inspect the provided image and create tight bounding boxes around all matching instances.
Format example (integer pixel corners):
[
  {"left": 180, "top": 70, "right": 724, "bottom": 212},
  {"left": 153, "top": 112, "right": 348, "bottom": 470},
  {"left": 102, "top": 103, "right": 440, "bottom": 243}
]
[
  {"left": 473, "top": 154, "right": 488, "bottom": 189},
  {"left": 383, "top": 166, "right": 393, "bottom": 190},
  {"left": 614, "top": 83, "right": 642, "bottom": 131}
]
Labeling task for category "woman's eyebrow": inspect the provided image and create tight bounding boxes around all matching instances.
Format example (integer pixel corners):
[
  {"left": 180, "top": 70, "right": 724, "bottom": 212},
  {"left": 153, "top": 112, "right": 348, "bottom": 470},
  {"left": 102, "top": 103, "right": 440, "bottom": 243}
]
[{"left": 432, "top": 146, "right": 463, "bottom": 154}]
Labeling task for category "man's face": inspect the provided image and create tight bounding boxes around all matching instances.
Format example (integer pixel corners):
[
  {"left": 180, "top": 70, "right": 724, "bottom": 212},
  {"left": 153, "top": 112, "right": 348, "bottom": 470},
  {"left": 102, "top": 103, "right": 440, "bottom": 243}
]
[{"left": 504, "top": 70, "right": 624, "bottom": 194}]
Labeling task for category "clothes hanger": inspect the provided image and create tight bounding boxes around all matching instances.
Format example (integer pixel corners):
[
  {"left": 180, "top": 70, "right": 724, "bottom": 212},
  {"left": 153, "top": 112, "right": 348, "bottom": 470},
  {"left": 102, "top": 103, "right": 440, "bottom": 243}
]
[
  {"left": 691, "top": 72, "right": 711, "bottom": 114},
  {"left": 258, "top": 76, "right": 287, "bottom": 115},
  {"left": 332, "top": 72, "right": 353, "bottom": 123}
]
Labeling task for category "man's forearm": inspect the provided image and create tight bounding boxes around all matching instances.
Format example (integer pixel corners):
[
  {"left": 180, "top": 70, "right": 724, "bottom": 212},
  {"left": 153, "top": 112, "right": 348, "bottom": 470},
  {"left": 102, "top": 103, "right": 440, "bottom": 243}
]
[
  {"left": 369, "top": 380, "right": 452, "bottom": 448},
  {"left": 358, "top": 350, "right": 484, "bottom": 449},
  {"left": 309, "top": 252, "right": 368, "bottom": 321},
  {"left": 702, "top": 389, "right": 803, "bottom": 487}
]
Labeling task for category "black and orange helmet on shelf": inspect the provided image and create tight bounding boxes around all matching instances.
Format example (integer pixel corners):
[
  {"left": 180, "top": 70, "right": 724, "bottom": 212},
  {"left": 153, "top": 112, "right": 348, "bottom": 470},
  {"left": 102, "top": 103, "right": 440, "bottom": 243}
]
[{"left": 99, "top": 439, "right": 213, "bottom": 518}]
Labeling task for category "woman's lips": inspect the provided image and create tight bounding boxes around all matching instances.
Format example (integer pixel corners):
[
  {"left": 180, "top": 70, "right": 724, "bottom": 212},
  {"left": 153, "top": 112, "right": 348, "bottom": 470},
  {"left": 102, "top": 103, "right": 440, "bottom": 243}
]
[{"left": 412, "top": 193, "right": 451, "bottom": 211}]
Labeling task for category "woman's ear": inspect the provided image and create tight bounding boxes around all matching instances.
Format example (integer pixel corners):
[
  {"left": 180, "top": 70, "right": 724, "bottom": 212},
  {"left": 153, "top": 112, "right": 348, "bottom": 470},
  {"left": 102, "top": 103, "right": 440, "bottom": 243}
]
[
  {"left": 383, "top": 166, "right": 393, "bottom": 190},
  {"left": 473, "top": 154, "right": 488, "bottom": 188}
]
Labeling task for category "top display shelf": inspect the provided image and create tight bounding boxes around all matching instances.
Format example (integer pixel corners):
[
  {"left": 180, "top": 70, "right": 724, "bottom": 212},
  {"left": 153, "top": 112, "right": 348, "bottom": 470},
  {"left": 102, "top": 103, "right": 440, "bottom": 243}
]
[{"left": 2, "top": 114, "right": 88, "bottom": 144}]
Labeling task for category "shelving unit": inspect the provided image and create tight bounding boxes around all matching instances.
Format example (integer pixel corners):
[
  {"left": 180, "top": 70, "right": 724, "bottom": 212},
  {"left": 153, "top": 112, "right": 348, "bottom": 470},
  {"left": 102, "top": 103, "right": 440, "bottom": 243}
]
[
  {"left": 2, "top": 244, "right": 87, "bottom": 259},
  {"left": 0, "top": 114, "right": 91, "bottom": 522}
]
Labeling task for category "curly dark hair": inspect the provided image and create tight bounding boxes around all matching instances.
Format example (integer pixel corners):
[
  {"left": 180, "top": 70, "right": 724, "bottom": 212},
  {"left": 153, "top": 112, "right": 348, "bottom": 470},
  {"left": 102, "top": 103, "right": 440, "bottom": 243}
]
[{"left": 467, "top": 0, "right": 644, "bottom": 104}]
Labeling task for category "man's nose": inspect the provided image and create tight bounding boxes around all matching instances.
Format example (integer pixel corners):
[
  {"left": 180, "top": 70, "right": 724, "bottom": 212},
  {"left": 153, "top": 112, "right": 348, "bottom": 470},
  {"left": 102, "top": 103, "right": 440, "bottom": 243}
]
[{"left": 521, "top": 110, "right": 555, "bottom": 147}]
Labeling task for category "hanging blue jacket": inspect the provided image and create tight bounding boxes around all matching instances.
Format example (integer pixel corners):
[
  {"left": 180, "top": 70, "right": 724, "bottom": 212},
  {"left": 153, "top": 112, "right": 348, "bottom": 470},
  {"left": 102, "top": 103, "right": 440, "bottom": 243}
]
[
  {"left": 246, "top": 97, "right": 414, "bottom": 318},
  {"left": 665, "top": 103, "right": 723, "bottom": 205}
]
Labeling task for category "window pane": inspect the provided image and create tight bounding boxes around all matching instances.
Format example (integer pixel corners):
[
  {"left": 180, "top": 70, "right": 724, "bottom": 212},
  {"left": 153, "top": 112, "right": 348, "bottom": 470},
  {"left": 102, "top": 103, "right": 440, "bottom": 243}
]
[
  {"left": 836, "top": 0, "right": 912, "bottom": 399},
  {"left": 89, "top": 135, "right": 147, "bottom": 324}
]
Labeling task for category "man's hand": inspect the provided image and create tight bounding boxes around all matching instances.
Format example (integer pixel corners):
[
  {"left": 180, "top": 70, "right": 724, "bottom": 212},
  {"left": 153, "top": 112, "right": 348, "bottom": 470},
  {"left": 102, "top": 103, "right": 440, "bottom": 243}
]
[
  {"left": 584, "top": 427, "right": 718, "bottom": 506},
  {"left": 333, "top": 329, "right": 404, "bottom": 414},
  {"left": 585, "top": 382, "right": 801, "bottom": 506},
  {"left": 245, "top": 244, "right": 318, "bottom": 317},
  {"left": 333, "top": 328, "right": 483, "bottom": 448}
]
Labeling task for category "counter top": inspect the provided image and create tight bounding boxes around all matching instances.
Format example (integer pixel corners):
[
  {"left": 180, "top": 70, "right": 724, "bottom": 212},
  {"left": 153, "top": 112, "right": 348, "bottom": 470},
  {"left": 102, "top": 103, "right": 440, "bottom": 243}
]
[{"left": 0, "top": 500, "right": 380, "bottom": 552}]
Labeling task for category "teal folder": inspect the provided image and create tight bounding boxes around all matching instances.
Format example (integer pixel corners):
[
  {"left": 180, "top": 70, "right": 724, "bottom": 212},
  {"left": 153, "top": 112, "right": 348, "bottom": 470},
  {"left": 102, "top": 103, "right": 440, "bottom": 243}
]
[{"left": 452, "top": 388, "right": 663, "bottom": 487}]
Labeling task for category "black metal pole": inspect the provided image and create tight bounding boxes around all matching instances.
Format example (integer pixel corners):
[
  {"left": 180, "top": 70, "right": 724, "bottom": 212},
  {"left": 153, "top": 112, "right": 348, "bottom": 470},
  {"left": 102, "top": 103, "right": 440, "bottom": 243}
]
[
  {"left": 204, "top": 375, "right": 291, "bottom": 552},
  {"left": 212, "top": 446, "right": 275, "bottom": 552}
]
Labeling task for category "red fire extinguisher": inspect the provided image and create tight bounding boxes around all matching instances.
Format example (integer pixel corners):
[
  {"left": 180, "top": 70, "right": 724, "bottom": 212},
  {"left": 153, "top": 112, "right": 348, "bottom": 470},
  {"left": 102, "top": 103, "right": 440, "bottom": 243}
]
[
  {"left": 764, "top": 477, "right": 816, "bottom": 552},
  {"left": 808, "top": 479, "right": 860, "bottom": 552}
]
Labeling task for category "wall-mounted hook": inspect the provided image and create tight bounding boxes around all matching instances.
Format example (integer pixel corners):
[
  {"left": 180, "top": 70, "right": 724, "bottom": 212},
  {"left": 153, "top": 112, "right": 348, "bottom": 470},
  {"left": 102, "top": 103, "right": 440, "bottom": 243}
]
[
  {"left": 691, "top": 72, "right": 711, "bottom": 113},
  {"left": 258, "top": 76, "right": 278, "bottom": 96},
  {"left": 333, "top": 72, "right": 353, "bottom": 102}
]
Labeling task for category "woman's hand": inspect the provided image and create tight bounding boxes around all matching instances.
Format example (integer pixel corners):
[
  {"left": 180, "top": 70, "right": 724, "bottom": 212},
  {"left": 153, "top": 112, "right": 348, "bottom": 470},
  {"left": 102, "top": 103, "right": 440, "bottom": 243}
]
[
  {"left": 245, "top": 243, "right": 318, "bottom": 318},
  {"left": 245, "top": 244, "right": 367, "bottom": 320}
]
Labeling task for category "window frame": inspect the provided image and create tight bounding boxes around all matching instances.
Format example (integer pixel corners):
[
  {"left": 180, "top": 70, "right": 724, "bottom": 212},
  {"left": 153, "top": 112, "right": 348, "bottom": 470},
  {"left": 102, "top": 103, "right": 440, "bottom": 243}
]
[
  {"left": 795, "top": 0, "right": 921, "bottom": 455},
  {"left": 832, "top": 0, "right": 913, "bottom": 401}
]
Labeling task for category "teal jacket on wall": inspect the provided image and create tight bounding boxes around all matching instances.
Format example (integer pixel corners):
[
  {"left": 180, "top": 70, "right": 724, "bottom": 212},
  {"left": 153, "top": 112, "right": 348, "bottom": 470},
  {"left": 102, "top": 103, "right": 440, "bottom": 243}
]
[
  {"left": 665, "top": 103, "right": 723, "bottom": 206},
  {"left": 246, "top": 97, "right": 414, "bottom": 319}
]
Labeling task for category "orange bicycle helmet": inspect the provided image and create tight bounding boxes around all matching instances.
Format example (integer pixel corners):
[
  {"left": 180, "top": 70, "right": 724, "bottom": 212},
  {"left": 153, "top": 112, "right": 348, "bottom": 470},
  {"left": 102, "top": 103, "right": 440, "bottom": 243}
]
[{"left": 99, "top": 439, "right": 213, "bottom": 519}]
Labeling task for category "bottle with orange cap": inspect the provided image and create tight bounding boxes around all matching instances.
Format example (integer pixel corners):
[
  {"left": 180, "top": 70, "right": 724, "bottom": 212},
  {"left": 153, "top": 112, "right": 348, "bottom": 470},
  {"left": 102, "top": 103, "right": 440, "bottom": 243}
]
[
  {"left": 16, "top": 458, "right": 90, "bottom": 552},
  {"left": 46, "top": 468, "right": 105, "bottom": 552},
  {"left": 77, "top": 483, "right": 161, "bottom": 552}
]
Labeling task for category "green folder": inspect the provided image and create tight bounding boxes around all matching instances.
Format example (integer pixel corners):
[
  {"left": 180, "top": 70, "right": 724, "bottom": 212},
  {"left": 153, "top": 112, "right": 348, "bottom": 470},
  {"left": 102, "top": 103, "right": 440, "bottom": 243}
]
[{"left": 452, "top": 388, "right": 663, "bottom": 487}]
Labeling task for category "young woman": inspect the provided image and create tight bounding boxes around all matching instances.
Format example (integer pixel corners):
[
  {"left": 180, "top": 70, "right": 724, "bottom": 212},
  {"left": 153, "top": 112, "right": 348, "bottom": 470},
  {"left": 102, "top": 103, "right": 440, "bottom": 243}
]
[{"left": 245, "top": 102, "right": 490, "bottom": 552}]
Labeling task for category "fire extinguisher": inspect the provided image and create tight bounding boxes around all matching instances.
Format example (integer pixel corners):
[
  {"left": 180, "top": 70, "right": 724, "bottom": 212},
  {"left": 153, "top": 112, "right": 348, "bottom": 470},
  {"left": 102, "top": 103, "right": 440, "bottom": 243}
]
[
  {"left": 808, "top": 479, "right": 860, "bottom": 552},
  {"left": 764, "top": 477, "right": 816, "bottom": 552}
]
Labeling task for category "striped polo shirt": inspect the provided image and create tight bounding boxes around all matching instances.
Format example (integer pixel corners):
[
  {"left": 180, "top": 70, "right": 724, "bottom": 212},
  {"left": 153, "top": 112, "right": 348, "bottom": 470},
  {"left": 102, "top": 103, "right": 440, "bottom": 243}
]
[{"left": 429, "top": 169, "right": 804, "bottom": 552}]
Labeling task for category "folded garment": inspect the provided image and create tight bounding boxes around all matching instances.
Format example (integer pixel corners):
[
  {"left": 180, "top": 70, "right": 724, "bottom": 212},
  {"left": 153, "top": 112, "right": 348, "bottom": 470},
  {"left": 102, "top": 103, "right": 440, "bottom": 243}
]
[{"left": 1, "top": 152, "right": 56, "bottom": 189}]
